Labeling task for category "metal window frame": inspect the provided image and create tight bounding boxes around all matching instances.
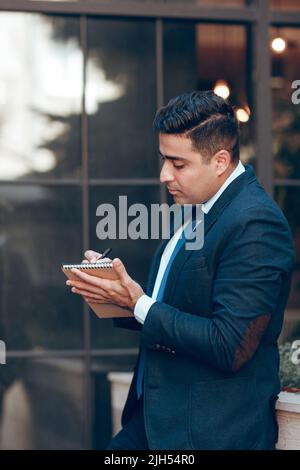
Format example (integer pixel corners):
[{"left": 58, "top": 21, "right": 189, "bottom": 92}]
[
  {"left": 6, "top": 348, "right": 138, "bottom": 358},
  {"left": 0, "top": 0, "right": 258, "bottom": 21},
  {"left": 1, "top": 0, "right": 300, "bottom": 449}
]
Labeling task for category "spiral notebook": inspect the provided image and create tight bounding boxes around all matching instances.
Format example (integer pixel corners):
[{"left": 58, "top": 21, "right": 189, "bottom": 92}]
[{"left": 62, "top": 262, "right": 134, "bottom": 318}]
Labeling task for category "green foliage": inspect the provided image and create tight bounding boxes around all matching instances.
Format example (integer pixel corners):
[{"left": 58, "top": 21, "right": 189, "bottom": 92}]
[{"left": 279, "top": 342, "right": 300, "bottom": 389}]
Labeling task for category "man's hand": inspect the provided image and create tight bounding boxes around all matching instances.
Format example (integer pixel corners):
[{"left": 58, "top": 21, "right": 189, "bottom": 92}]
[
  {"left": 66, "top": 250, "right": 144, "bottom": 311},
  {"left": 81, "top": 250, "right": 104, "bottom": 264}
]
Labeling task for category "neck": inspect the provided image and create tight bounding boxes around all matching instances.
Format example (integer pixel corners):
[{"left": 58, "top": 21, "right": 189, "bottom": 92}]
[
  {"left": 205, "top": 160, "right": 240, "bottom": 202},
  {"left": 220, "top": 161, "right": 239, "bottom": 185}
]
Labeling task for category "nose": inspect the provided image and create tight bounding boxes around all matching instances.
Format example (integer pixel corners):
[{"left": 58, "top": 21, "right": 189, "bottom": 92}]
[{"left": 160, "top": 160, "right": 174, "bottom": 184}]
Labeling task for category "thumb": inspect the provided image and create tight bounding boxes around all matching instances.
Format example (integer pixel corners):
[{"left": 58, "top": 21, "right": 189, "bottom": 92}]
[
  {"left": 112, "top": 258, "right": 129, "bottom": 283},
  {"left": 85, "top": 250, "right": 101, "bottom": 263}
]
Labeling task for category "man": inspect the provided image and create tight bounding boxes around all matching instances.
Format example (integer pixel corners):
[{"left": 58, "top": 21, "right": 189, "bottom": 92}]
[{"left": 67, "top": 91, "right": 295, "bottom": 450}]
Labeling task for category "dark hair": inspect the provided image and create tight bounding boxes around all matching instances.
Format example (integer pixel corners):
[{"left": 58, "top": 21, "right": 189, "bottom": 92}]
[{"left": 153, "top": 90, "right": 240, "bottom": 163}]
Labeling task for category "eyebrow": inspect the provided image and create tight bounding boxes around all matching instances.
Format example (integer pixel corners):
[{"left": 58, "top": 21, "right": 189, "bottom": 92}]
[{"left": 158, "top": 150, "right": 188, "bottom": 162}]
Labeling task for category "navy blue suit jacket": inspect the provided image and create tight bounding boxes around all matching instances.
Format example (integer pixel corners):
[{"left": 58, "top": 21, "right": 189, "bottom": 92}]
[{"left": 114, "top": 165, "right": 295, "bottom": 450}]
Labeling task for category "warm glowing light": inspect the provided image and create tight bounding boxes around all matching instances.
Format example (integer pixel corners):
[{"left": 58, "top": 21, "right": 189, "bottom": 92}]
[
  {"left": 236, "top": 107, "right": 250, "bottom": 123},
  {"left": 271, "top": 37, "right": 286, "bottom": 53},
  {"left": 213, "top": 80, "right": 230, "bottom": 100}
]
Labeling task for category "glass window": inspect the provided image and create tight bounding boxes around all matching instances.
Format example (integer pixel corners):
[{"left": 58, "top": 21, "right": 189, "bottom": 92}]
[
  {"left": 29, "top": 0, "right": 245, "bottom": 4},
  {"left": 89, "top": 185, "right": 161, "bottom": 349},
  {"left": 271, "top": 27, "right": 300, "bottom": 179},
  {"left": 29, "top": 1, "right": 77, "bottom": 2},
  {"left": 0, "top": 185, "right": 83, "bottom": 350},
  {"left": 163, "top": 21, "right": 255, "bottom": 169},
  {"left": 275, "top": 187, "right": 300, "bottom": 343},
  {"left": 87, "top": 18, "right": 157, "bottom": 179},
  {"left": 0, "top": 358, "right": 85, "bottom": 449},
  {"left": 270, "top": 0, "right": 300, "bottom": 11},
  {"left": 165, "top": 0, "right": 246, "bottom": 5},
  {"left": 0, "top": 13, "right": 82, "bottom": 181}
]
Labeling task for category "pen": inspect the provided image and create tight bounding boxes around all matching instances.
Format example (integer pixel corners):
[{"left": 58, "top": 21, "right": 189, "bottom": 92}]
[{"left": 99, "top": 247, "right": 112, "bottom": 260}]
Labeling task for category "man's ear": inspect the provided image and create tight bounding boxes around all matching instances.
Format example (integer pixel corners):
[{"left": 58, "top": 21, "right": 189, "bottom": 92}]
[{"left": 214, "top": 150, "right": 231, "bottom": 176}]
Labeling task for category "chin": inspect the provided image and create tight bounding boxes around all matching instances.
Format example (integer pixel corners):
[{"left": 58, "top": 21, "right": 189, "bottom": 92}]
[
  {"left": 176, "top": 195, "right": 189, "bottom": 205},
  {"left": 172, "top": 195, "right": 183, "bottom": 204}
]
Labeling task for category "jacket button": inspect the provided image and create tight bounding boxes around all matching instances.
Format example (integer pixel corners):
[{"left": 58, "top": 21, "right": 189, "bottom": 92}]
[
  {"left": 155, "top": 343, "right": 161, "bottom": 350},
  {"left": 171, "top": 350, "right": 175, "bottom": 354}
]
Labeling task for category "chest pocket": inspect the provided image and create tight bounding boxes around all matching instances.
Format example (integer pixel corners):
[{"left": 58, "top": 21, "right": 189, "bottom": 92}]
[{"left": 181, "top": 255, "right": 207, "bottom": 273}]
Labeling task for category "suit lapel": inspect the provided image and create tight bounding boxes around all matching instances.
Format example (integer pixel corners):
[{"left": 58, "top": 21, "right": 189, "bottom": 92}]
[
  {"left": 146, "top": 238, "right": 169, "bottom": 296},
  {"left": 145, "top": 209, "right": 185, "bottom": 295},
  {"left": 146, "top": 207, "right": 218, "bottom": 299},
  {"left": 163, "top": 209, "right": 218, "bottom": 304},
  {"left": 162, "top": 164, "right": 257, "bottom": 303}
]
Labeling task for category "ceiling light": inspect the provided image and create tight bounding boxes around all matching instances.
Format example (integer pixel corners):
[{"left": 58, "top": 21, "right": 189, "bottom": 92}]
[
  {"left": 271, "top": 37, "right": 287, "bottom": 54},
  {"left": 213, "top": 80, "right": 230, "bottom": 100},
  {"left": 236, "top": 107, "right": 250, "bottom": 123}
]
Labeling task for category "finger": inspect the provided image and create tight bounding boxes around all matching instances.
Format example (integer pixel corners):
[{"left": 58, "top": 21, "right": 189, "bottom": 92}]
[
  {"left": 71, "top": 286, "right": 108, "bottom": 300},
  {"left": 84, "top": 297, "right": 108, "bottom": 304},
  {"left": 70, "top": 268, "right": 112, "bottom": 290},
  {"left": 68, "top": 280, "right": 110, "bottom": 297},
  {"left": 97, "top": 257, "right": 112, "bottom": 263},
  {"left": 81, "top": 257, "right": 111, "bottom": 264},
  {"left": 112, "top": 258, "right": 130, "bottom": 286},
  {"left": 84, "top": 250, "right": 102, "bottom": 263}
]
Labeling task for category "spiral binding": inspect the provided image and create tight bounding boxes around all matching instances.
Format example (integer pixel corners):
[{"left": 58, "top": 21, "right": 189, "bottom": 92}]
[{"left": 62, "top": 262, "right": 112, "bottom": 269}]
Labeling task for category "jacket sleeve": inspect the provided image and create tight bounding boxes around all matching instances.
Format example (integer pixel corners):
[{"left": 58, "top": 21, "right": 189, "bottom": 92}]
[
  {"left": 140, "top": 206, "right": 295, "bottom": 373},
  {"left": 112, "top": 317, "right": 142, "bottom": 331}
]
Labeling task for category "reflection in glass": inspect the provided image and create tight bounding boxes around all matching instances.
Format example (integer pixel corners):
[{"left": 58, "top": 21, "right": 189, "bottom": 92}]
[
  {"left": 0, "top": 358, "right": 85, "bottom": 449},
  {"left": 166, "top": 0, "right": 245, "bottom": 4},
  {"left": 29, "top": 0, "right": 77, "bottom": 2},
  {"left": 0, "top": 185, "right": 83, "bottom": 350},
  {"left": 31, "top": 0, "right": 246, "bottom": 3},
  {"left": 89, "top": 185, "right": 161, "bottom": 349},
  {"left": 270, "top": 0, "right": 300, "bottom": 11},
  {"left": 271, "top": 27, "right": 300, "bottom": 179},
  {"left": 275, "top": 187, "right": 300, "bottom": 342},
  {"left": 0, "top": 13, "right": 82, "bottom": 181},
  {"left": 87, "top": 18, "right": 157, "bottom": 178},
  {"left": 163, "top": 21, "right": 254, "bottom": 168}
]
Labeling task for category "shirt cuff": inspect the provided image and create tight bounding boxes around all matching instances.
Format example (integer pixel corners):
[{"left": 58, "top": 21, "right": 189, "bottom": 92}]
[{"left": 134, "top": 294, "right": 156, "bottom": 324}]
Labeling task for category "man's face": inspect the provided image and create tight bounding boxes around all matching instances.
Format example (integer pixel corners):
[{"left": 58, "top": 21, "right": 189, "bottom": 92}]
[{"left": 159, "top": 133, "right": 222, "bottom": 205}]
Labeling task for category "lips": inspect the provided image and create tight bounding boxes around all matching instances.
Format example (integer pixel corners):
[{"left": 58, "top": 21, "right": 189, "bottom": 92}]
[{"left": 167, "top": 187, "right": 180, "bottom": 194}]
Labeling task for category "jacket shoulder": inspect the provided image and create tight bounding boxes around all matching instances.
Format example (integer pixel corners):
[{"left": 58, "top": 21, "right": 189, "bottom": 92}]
[{"left": 225, "top": 180, "right": 291, "bottom": 230}]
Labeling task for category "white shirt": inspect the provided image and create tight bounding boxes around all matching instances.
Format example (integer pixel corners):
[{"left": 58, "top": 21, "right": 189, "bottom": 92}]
[{"left": 134, "top": 160, "right": 245, "bottom": 324}]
